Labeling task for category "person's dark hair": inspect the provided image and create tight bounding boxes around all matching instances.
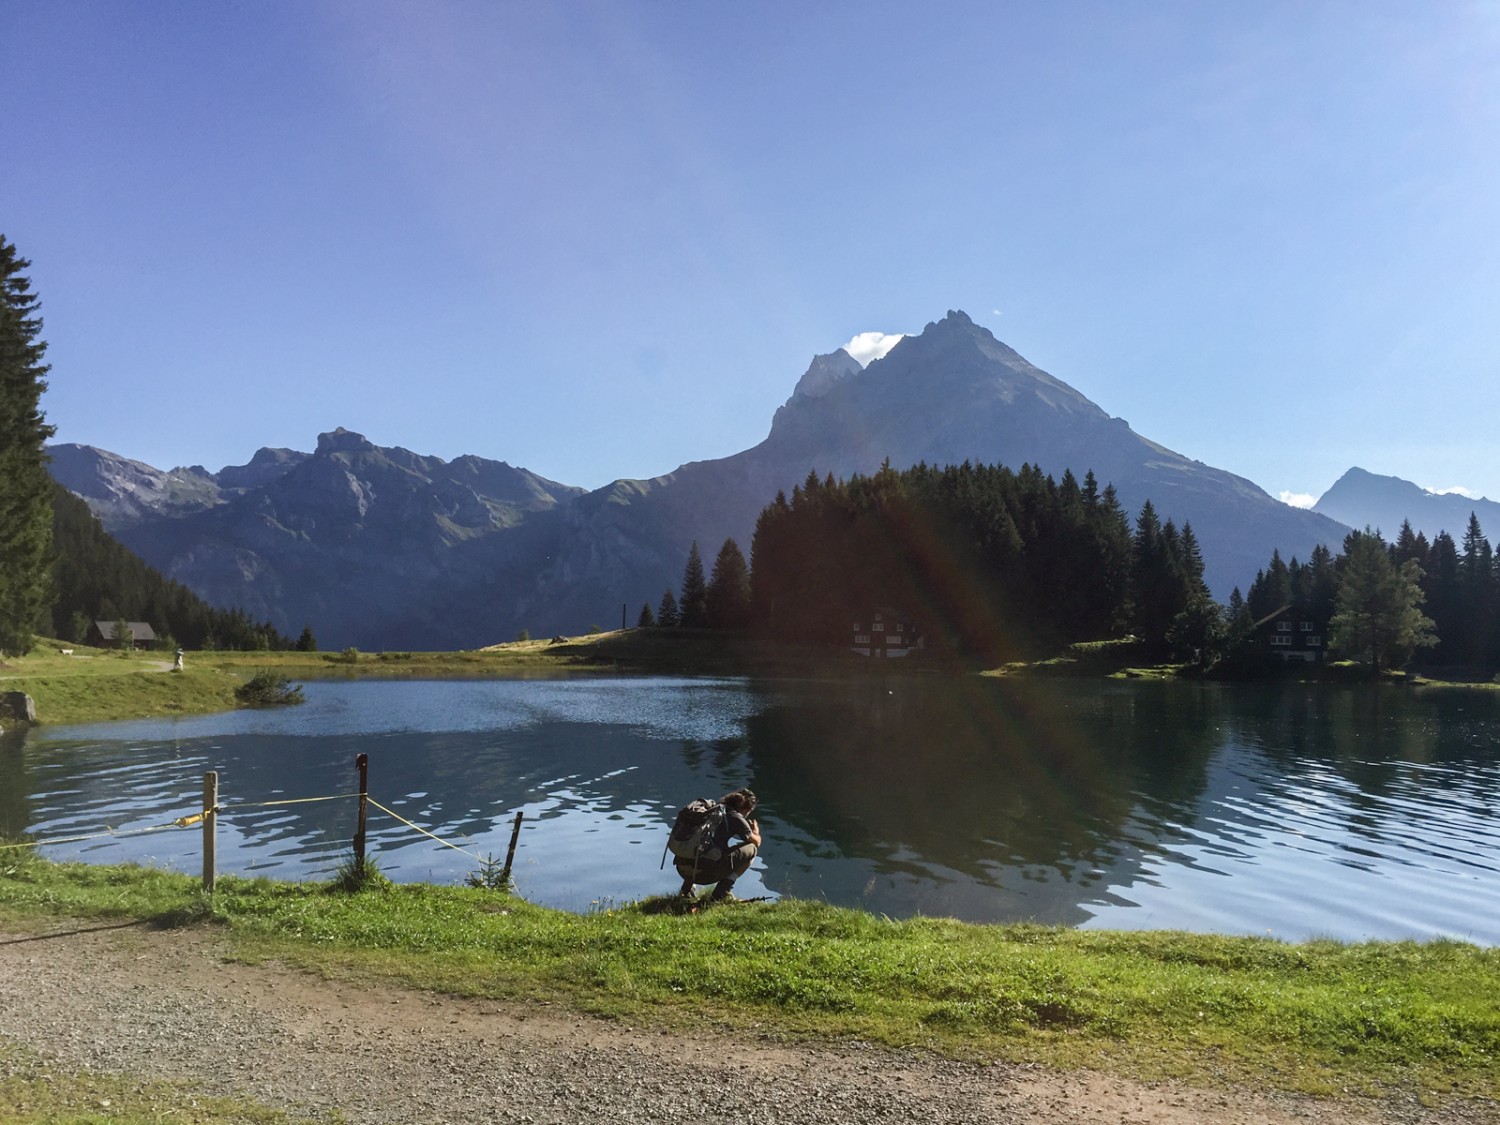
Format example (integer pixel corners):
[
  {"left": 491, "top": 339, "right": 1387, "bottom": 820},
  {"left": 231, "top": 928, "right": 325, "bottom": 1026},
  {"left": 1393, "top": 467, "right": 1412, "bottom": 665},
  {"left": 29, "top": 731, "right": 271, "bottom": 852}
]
[{"left": 722, "top": 787, "right": 757, "bottom": 815}]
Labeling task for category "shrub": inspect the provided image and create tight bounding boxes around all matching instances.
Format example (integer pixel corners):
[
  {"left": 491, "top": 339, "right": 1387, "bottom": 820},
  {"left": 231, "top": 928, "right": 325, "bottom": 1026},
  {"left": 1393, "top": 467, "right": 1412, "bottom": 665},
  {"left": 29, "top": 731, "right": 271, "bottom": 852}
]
[{"left": 233, "top": 671, "right": 306, "bottom": 707}]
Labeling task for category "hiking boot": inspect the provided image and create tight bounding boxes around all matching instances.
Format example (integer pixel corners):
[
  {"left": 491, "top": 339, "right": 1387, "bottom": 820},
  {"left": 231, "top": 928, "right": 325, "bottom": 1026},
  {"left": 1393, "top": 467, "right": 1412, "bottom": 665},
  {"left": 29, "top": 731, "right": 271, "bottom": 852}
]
[
  {"left": 709, "top": 881, "right": 736, "bottom": 902},
  {"left": 678, "top": 879, "right": 696, "bottom": 899}
]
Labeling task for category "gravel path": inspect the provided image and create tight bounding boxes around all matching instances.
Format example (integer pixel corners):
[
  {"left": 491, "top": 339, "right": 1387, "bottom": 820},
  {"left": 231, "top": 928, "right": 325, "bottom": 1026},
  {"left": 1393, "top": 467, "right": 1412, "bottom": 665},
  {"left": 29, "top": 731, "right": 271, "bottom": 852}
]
[{"left": 2, "top": 921, "right": 1494, "bottom": 1125}]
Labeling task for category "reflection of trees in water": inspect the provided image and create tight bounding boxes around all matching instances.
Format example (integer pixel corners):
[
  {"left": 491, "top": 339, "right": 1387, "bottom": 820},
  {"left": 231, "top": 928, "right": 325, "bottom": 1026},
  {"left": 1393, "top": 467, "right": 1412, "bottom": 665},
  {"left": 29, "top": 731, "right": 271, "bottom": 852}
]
[
  {"left": 0, "top": 728, "right": 29, "bottom": 839},
  {"left": 741, "top": 678, "right": 1224, "bottom": 883},
  {"left": 1237, "top": 684, "right": 1499, "bottom": 798}
]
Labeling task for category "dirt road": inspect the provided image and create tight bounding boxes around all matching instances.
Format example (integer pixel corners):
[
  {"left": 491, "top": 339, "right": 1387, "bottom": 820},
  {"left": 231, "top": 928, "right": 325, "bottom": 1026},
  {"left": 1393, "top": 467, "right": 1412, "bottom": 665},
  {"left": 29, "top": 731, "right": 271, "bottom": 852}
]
[{"left": 1, "top": 922, "right": 1493, "bottom": 1124}]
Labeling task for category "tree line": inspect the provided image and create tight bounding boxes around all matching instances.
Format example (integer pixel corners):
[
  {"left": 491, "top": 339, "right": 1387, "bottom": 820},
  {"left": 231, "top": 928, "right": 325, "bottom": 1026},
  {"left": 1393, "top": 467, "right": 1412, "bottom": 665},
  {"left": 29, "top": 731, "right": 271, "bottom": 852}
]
[
  {"left": 1232, "top": 513, "right": 1500, "bottom": 673},
  {"left": 638, "top": 538, "right": 752, "bottom": 632},
  {"left": 645, "top": 459, "right": 1500, "bottom": 678},
  {"left": 643, "top": 460, "right": 1215, "bottom": 661}
]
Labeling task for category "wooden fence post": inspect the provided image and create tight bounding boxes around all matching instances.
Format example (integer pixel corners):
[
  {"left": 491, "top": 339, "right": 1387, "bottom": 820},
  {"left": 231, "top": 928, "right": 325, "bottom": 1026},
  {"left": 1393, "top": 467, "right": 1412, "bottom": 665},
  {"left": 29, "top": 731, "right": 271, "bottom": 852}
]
[
  {"left": 501, "top": 810, "right": 524, "bottom": 885},
  {"left": 354, "top": 753, "right": 369, "bottom": 878},
  {"left": 202, "top": 771, "right": 217, "bottom": 894}
]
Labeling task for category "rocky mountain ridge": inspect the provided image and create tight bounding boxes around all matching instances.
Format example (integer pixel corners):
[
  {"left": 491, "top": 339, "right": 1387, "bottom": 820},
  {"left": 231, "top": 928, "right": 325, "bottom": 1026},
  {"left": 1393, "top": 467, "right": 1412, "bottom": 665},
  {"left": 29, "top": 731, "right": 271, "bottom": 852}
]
[
  {"left": 1312, "top": 467, "right": 1500, "bottom": 543},
  {"left": 49, "top": 311, "right": 1351, "bottom": 648}
]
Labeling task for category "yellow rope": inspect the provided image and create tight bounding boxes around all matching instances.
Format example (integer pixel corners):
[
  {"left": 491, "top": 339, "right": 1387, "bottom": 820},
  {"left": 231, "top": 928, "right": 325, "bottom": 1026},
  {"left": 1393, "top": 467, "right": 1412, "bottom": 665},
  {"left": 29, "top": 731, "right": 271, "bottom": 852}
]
[
  {"left": 0, "top": 815, "right": 206, "bottom": 850},
  {"left": 365, "top": 797, "right": 485, "bottom": 861},
  {"left": 223, "top": 793, "right": 363, "bottom": 810},
  {"left": 3, "top": 792, "right": 492, "bottom": 868}
]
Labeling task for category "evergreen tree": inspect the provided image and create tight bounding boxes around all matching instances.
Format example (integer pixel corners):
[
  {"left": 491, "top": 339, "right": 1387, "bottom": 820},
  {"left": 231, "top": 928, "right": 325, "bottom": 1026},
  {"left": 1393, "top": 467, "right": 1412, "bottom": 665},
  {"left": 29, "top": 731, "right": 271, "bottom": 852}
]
[
  {"left": 1457, "top": 513, "right": 1495, "bottom": 665},
  {"left": 706, "top": 537, "right": 752, "bottom": 630},
  {"left": 295, "top": 626, "right": 318, "bottom": 652},
  {"left": 1129, "top": 502, "right": 1195, "bottom": 648},
  {"left": 0, "top": 236, "right": 57, "bottom": 654},
  {"left": 1392, "top": 520, "right": 1429, "bottom": 571},
  {"left": 1329, "top": 529, "right": 1436, "bottom": 672},
  {"left": 1422, "top": 531, "right": 1462, "bottom": 664},
  {"left": 1166, "top": 596, "right": 1225, "bottom": 669},
  {"left": 656, "top": 588, "right": 680, "bottom": 628},
  {"left": 637, "top": 602, "right": 656, "bottom": 628},
  {"left": 678, "top": 541, "right": 708, "bottom": 628},
  {"left": 1246, "top": 549, "right": 1293, "bottom": 622}
]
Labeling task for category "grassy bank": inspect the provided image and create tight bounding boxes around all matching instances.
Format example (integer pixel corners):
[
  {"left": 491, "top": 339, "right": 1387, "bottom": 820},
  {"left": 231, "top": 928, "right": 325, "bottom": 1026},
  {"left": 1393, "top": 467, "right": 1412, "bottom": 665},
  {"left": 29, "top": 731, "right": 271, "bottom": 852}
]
[
  {"left": 0, "top": 631, "right": 954, "bottom": 726},
  {"left": 211, "top": 629, "right": 934, "bottom": 680},
  {"left": 0, "top": 643, "right": 244, "bottom": 725},
  {"left": 9, "top": 632, "right": 1500, "bottom": 727},
  {"left": 0, "top": 857, "right": 1494, "bottom": 1104}
]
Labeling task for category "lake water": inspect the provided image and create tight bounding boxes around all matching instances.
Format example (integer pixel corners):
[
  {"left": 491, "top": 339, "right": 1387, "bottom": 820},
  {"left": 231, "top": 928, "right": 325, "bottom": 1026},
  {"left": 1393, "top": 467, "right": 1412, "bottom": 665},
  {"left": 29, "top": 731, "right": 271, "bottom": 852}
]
[{"left": 3, "top": 675, "right": 1498, "bottom": 945}]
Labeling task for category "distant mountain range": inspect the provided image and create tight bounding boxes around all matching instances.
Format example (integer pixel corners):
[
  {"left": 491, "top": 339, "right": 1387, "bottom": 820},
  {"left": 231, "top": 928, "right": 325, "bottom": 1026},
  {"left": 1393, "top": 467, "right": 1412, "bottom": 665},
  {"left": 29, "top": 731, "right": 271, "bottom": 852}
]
[
  {"left": 1312, "top": 468, "right": 1500, "bottom": 543},
  {"left": 48, "top": 310, "right": 1351, "bottom": 649}
]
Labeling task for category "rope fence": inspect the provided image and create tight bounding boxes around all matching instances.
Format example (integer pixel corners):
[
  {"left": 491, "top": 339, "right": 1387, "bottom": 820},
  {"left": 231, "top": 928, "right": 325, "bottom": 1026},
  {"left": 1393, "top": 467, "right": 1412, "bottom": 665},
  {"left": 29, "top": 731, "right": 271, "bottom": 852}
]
[{"left": 0, "top": 755, "right": 525, "bottom": 891}]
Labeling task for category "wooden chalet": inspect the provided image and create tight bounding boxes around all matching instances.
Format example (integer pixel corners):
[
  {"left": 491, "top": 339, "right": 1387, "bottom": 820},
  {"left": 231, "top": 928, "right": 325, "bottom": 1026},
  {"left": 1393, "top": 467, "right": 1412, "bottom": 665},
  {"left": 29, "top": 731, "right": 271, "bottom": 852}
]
[
  {"left": 851, "top": 609, "right": 923, "bottom": 658},
  {"left": 87, "top": 620, "right": 159, "bottom": 650},
  {"left": 1255, "top": 605, "right": 1325, "bottom": 664}
]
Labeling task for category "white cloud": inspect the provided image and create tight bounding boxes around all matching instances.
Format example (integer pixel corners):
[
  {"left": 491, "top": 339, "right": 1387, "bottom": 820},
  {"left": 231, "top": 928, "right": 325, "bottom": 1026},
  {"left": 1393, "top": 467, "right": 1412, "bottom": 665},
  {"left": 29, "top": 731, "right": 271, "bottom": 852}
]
[
  {"left": 1426, "top": 484, "right": 1480, "bottom": 499},
  {"left": 1280, "top": 491, "right": 1318, "bottom": 509},
  {"left": 843, "top": 331, "right": 904, "bottom": 367}
]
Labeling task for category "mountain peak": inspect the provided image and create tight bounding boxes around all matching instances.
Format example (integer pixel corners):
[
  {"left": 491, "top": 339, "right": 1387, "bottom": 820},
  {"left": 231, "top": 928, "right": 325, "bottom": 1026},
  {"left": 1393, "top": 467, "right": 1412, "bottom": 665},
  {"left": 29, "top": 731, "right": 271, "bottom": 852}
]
[
  {"left": 790, "top": 348, "right": 863, "bottom": 402},
  {"left": 1314, "top": 466, "right": 1499, "bottom": 540},
  {"left": 316, "top": 428, "right": 376, "bottom": 456}
]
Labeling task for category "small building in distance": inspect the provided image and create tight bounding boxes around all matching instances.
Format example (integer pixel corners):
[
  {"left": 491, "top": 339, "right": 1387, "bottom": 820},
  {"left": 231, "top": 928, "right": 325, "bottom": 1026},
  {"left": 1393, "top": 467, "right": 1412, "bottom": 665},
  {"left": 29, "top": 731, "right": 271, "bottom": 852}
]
[
  {"left": 88, "top": 620, "right": 159, "bottom": 650},
  {"left": 852, "top": 609, "right": 923, "bottom": 658},
  {"left": 1256, "top": 605, "right": 1324, "bottom": 664}
]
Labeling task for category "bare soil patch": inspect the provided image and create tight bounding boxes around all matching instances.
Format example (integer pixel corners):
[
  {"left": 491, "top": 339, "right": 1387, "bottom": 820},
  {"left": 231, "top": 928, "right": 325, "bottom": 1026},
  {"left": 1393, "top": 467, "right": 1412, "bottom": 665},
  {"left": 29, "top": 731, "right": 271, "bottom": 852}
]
[{"left": 1, "top": 923, "right": 1493, "bottom": 1124}]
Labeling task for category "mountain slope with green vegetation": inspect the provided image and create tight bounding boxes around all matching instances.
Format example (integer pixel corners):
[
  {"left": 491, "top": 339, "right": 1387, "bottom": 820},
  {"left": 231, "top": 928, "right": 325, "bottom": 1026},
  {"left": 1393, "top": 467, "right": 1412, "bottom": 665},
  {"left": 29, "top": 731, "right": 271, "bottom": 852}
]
[{"left": 50, "top": 484, "right": 289, "bottom": 651}]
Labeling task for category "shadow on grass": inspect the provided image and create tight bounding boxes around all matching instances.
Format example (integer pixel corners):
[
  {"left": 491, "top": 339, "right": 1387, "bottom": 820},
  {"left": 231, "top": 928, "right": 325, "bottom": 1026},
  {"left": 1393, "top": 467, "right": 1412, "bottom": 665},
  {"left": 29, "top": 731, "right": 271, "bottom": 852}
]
[{"left": 636, "top": 893, "right": 774, "bottom": 916}]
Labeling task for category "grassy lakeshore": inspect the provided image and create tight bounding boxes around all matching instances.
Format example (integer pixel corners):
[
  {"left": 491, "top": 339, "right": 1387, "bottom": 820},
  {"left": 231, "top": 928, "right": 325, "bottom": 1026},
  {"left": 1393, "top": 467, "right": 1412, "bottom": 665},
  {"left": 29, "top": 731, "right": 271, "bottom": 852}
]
[
  {"left": 0, "top": 631, "right": 955, "bottom": 726},
  {"left": 0, "top": 856, "right": 1495, "bottom": 1105},
  {"left": 5, "top": 632, "right": 1499, "bottom": 727}
]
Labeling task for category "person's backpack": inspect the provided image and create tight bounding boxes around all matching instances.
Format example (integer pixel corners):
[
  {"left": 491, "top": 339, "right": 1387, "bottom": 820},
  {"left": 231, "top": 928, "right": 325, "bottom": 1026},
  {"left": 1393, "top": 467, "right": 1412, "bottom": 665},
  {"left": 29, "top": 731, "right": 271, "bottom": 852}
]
[{"left": 663, "top": 798, "right": 726, "bottom": 866}]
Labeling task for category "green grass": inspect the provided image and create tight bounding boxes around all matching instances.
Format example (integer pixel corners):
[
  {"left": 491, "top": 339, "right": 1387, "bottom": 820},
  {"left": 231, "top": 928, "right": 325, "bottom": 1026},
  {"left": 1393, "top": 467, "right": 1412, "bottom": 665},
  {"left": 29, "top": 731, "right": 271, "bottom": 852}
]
[
  {"left": 0, "top": 1041, "right": 341, "bottom": 1124},
  {"left": 1, "top": 855, "right": 1495, "bottom": 1104},
  {"left": 0, "top": 642, "right": 242, "bottom": 724}
]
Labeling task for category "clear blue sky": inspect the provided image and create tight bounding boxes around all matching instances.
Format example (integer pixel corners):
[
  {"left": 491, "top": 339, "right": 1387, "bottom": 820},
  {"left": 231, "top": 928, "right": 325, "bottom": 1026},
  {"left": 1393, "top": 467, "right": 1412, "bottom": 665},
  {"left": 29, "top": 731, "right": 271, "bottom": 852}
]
[{"left": 6, "top": 1, "right": 1500, "bottom": 506}]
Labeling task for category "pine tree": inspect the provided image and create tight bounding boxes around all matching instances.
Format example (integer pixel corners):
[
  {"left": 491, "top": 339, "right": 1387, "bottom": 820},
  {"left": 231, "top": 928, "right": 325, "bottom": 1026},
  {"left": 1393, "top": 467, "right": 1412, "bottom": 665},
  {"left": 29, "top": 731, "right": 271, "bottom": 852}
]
[
  {"left": 678, "top": 541, "right": 708, "bottom": 628},
  {"left": 637, "top": 602, "right": 656, "bottom": 628},
  {"left": 1329, "top": 529, "right": 1436, "bottom": 672},
  {"left": 706, "top": 538, "right": 752, "bottom": 630},
  {"left": 1457, "top": 513, "right": 1495, "bottom": 665},
  {"left": 0, "top": 236, "right": 57, "bottom": 654},
  {"left": 296, "top": 626, "right": 318, "bottom": 652},
  {"left": 1421, "top": 531, "right": 1461, "bottom": 663},
  {"left": 656, "top": 588, "right": 680, "bottom": 628}
]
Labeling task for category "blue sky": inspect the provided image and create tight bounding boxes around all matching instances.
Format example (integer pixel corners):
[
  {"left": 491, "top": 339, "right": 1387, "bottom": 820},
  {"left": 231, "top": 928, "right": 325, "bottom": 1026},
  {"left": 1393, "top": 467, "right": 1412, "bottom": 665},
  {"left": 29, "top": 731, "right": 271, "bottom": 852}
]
[{"left": 6, "top": 2, "right": 1500, "bottom": 506}]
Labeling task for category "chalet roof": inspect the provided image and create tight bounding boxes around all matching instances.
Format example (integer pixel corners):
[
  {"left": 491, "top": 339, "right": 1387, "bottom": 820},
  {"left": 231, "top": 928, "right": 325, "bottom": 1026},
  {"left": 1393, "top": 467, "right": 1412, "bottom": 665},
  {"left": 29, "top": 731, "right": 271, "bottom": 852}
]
[
  {"left": 1249, "top": 604, "right": 1294, "bottom": 630},
  {"left": 93, "top": 620, "right": 158, "bottom": 641}
]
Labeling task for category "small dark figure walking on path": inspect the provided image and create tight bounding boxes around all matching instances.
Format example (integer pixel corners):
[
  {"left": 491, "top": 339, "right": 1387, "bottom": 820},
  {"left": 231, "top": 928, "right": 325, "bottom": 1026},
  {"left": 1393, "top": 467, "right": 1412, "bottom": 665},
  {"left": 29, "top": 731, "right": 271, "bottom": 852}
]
[{"left": 676, "top": 788, "right": 762, "bottom": 902}]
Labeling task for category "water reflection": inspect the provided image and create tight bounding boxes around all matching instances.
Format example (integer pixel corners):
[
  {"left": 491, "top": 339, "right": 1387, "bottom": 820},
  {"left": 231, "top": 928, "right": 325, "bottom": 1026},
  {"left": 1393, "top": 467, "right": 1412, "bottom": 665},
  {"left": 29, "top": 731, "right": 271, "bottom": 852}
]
[{"left": 8, "top": 677, "right": 1500, "bottom": 943}]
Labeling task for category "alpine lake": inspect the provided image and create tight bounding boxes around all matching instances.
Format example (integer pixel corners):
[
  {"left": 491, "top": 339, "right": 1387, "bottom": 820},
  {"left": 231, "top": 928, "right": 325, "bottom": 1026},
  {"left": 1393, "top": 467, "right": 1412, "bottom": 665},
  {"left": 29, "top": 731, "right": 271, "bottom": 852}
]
[{"left": 4, "top": 674, "right": 1498, "bottom": 945}]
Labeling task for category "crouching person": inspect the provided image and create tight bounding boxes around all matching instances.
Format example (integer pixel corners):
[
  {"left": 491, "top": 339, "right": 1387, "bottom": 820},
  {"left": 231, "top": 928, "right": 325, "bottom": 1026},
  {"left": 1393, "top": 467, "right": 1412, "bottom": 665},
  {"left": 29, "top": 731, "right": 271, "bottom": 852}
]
[{"left": 677, "top": 788, "right": 762, "bottom": 902}]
